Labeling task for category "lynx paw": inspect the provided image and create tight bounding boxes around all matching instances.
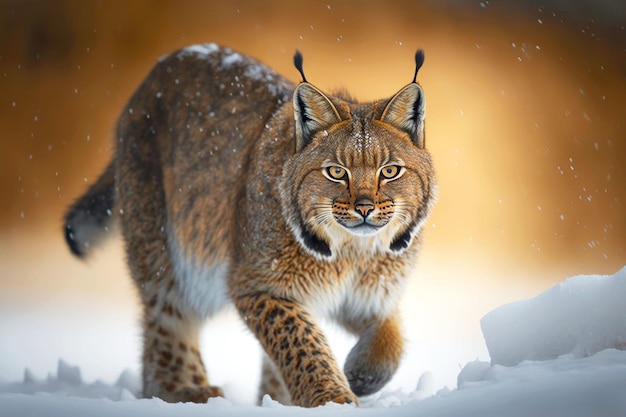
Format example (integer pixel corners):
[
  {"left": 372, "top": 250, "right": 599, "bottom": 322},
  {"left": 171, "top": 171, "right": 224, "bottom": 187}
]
[
  {"left": 171, "top": 385, "right": 224, "bottom": 403},
  {"left": 345, "top": 368, "right": 392, "bottom": 397},
  {"left": 308, "top": 388, "right": 359, "bottom": 407},
  {"left": 343, "top": 320, "right": 402, "bottom": 397},
  {"left": 344, "top": 340, "right": 398, "bottom": 396}
]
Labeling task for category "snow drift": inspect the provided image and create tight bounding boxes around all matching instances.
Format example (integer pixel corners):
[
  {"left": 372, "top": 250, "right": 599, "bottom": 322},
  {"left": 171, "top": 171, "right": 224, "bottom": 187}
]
[{"left": 481, "top": 266, "right": 626, "bottom": 366}]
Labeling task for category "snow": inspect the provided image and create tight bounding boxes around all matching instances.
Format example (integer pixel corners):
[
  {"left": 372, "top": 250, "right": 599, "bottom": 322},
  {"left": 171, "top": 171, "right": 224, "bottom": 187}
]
[
  {"left": 2, "top": 266, "right": 626, "bottom": 416},
  {"left": 176, "top": 43, "right": 221, "bottom": 60},
  {"left": 481, "top": 266, "right": 626, "bottom": 366},
  {"left": 0, "top": 261, "right": 626, "bottom": 417},
  {"left": 177, "top": 43, "right": 263, "bottom": 77},
  {"left": 3, "top": 350, "right": 626, "bottom": 416},
  {"left": 221, "top": 51, "right": 244, "bottom": 67},
  {"left": 175, "top": 42, "right": 291, "bottom": 98}
]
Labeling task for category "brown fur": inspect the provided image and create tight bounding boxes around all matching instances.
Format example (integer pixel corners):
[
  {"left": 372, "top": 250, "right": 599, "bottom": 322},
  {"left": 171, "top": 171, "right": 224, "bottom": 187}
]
[{"left": 64, "top": 43, "right": 436, "bottom": 407}]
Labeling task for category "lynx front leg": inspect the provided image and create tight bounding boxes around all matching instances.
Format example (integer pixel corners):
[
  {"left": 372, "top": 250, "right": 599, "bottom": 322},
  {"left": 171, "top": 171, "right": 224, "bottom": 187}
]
[
  {"left": 235, "top": 293, "right": 358, "bottom": 407},
  {"left": 344, "top": 312, "right": 404, "bottom": 397}
]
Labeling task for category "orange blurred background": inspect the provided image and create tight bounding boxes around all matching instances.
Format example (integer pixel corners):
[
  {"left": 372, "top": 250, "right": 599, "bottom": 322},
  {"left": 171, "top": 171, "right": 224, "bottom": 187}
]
[{"left": 0, "top": 0, "right": 624, "bottom": 300}]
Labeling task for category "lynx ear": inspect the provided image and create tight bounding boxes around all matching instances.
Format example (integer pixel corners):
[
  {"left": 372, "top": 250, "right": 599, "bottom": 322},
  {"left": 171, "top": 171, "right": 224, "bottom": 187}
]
[
  {"left": 380, "top": 83, "right": 425, "bottom": 148},
  {"left": 293, "top": 83, "right": 342, "bottom": 152}
]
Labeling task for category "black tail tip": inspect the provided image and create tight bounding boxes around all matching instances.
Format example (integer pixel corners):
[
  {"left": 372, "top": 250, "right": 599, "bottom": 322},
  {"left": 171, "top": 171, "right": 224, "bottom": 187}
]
[{"left": 64, "top": 223, "right": 85, "bottom": 258}]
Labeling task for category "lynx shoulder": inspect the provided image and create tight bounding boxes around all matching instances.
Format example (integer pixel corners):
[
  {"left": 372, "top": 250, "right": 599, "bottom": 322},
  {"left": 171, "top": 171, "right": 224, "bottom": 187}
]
[{"left": 64, "top": 43, "right": 436, "bottom": 407}]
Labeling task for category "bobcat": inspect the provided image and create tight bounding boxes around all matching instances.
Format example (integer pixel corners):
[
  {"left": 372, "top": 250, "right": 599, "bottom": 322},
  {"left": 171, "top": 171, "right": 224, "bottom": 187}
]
[{"left": 64, "top": 43, "right": 436, "bottom": 407}]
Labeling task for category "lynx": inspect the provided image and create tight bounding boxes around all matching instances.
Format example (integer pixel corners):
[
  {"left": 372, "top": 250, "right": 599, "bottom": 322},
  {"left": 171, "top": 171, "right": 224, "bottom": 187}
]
[{"left": 64, "top": 43, "right": 436, "bottom": 407}]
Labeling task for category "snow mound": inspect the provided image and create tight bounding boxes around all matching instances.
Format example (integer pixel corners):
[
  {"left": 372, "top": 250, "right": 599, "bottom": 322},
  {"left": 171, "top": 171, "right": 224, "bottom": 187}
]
[
  {"left": 454, "top": 349, "right": 626, "bottom": 417},
  {"left": 0, "top": 359, "right": 140, "bottom": 401},
  {"left": 481, "top": 266, "right": 626, "bottom": 366}
]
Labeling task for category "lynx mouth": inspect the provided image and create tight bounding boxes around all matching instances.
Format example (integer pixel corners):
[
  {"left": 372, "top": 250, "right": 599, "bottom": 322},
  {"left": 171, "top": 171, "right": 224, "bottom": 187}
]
[{"left": 345, "top": 222, "right": 382, "bottom": 237}]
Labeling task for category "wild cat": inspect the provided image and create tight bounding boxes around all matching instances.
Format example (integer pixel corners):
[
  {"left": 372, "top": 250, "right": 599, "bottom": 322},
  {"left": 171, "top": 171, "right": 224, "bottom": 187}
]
[{"left": 64, "top": 43, "right": 436, "bottom": 407}]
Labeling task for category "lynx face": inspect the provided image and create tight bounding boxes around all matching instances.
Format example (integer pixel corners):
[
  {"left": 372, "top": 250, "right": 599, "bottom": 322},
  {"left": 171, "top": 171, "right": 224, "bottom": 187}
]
[{"left": 281, "top": 81, "right": 436, "bottom": 260}]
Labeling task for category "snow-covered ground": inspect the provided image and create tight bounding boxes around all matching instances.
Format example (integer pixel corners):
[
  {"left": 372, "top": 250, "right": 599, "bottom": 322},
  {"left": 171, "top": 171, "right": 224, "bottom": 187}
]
[
  {"left": 1, "top": 237, "right": 625, "bottom": 416},
  {"left": 3, "top": 347, "right": 626, "bottom": 417}
]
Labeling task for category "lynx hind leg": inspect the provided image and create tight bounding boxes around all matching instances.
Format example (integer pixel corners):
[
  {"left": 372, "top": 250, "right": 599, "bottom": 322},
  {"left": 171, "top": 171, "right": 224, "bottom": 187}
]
[
  {"left": 344, "top": 313, "right": 404, "bottom": 397},
  {"left": 140, "top": 281, "right": 223, "bottom": 403},
  {"left": 116, "top": 149, "right": 222, "bottom": 402},
  {"left": 257, "top": 354, "right": 291, "bottom": 405},
  {"left": 122, "top": 216, "right": 223, "bottom": 402}
]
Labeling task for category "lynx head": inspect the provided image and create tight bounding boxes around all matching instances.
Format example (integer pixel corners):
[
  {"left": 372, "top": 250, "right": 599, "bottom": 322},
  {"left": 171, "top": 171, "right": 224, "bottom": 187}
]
[{"left": 280, "top": 50, "right": 436, "bottom": 260}]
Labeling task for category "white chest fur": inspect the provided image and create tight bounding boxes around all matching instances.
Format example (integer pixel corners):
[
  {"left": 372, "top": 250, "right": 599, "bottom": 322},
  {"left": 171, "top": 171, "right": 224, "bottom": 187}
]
[{"left": 305, "top": 268, "right": 406, "bottom": 325}]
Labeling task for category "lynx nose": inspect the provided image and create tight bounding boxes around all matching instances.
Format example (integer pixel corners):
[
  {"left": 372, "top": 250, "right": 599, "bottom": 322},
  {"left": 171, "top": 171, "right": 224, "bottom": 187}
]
[{"left": 355, "top": 198, "right": 375, "bottom": 218}]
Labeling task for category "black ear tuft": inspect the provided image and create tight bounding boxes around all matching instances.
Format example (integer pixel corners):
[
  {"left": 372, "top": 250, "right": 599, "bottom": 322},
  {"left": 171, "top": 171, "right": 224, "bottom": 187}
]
[
  {"left": 412, "top": 49, "right": 425, "bottom": 83},
  {"left": 294, "top": 50, "right": 307, "bottom": 83},
  {"left": 380, "top": 49, "right": 426, "bottom": 147}
]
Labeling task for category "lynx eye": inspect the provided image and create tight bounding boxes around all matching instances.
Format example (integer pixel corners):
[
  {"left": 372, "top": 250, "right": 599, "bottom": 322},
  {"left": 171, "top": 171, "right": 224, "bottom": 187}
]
[
  {"left": 325, "top": 166, "right": 348, "bottom": 181},
  {"left": 380, "top": 165, "right": 401, "bottom": 180}
]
